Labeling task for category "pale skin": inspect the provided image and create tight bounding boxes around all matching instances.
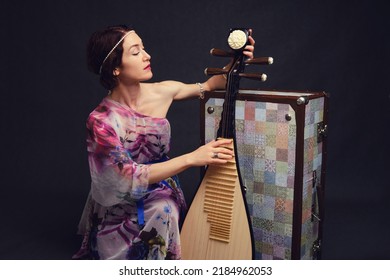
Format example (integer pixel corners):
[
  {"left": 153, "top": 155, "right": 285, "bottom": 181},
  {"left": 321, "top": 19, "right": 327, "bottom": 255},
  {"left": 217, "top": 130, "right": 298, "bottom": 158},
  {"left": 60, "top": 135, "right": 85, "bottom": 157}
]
[{"left": 108, "top": 31, "right": 255, "bottom": 184}]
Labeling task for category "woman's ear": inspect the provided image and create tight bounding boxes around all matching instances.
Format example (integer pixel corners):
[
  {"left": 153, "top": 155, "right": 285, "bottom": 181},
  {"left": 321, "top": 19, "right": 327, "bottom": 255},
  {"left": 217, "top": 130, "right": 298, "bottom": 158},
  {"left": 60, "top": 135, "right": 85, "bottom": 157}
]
[{"left": 113, "top": 68, "right": 120, "bottom": 76}]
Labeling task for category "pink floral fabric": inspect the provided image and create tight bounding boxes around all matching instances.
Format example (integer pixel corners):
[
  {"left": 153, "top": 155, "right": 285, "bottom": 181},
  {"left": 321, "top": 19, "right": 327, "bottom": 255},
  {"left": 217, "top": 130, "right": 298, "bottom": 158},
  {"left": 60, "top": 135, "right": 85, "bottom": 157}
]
[{"left": 74, "top": 97, "right": 186, "bottom": 260}]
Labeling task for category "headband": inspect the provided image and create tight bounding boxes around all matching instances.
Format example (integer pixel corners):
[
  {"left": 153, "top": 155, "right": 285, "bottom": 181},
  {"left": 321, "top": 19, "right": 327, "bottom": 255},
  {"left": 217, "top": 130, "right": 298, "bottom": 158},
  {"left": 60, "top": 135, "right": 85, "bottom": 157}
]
[{"left": 99, "top": 30, "right": 135, "bottom": 74}]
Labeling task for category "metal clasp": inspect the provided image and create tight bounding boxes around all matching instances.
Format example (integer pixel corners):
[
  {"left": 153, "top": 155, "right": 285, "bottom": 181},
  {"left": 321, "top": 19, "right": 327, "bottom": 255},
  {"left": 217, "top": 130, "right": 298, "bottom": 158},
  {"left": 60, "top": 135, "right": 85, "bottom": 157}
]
[
  {"left": 207, "top": 106, "right": 215, "bottom": 114},
  {"left": 312, "top": 239, "right": 321, "bottom": 259},
  {"left": 317, "top": 122, "right": 328, "bottom": 143}
]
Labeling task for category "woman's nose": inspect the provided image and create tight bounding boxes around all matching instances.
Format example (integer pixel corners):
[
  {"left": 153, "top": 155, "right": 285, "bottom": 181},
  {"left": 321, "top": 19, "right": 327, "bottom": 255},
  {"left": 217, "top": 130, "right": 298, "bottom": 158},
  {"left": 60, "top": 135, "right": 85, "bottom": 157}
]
[{"left": 143, "top": 50, "right": 151, "bottom": 61}]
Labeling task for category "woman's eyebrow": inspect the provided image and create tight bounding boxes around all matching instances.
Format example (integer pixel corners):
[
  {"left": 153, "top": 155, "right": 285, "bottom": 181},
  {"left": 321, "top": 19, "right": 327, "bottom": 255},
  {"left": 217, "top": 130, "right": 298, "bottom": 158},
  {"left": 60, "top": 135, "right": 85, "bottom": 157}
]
[{"left": 128, "top": 42, "right": 144, "bottom": 51}]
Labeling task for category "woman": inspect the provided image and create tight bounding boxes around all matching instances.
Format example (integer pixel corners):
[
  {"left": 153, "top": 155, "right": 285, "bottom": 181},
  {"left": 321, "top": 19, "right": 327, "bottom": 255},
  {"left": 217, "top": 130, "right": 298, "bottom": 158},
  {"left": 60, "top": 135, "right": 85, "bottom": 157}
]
[{"left": 74, "top": 24, "right": 255, "bottom": 260}]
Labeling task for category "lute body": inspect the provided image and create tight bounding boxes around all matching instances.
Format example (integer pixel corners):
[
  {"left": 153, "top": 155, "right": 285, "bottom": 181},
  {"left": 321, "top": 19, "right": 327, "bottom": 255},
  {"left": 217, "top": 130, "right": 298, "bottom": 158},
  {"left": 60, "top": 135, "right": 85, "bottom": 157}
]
[
  {"left": 181, "top": 28, "right": 258, "bottom": 260},
  {"left": 181, "top": 138, "right": 252, "bottom": 259}
]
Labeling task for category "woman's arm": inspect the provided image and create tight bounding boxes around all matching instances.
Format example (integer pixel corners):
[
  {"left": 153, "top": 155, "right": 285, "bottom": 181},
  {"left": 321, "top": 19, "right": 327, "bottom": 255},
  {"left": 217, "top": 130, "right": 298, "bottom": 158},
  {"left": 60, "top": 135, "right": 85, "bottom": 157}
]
[
  {"left": 157, "top": 34, "right": 255, "bottom": 101},
  {"left": 157, "top": 75, "right": 225, "bottom": 101},
  {"left": 89, "top": 113, "right": 235, "bottom": 202}
]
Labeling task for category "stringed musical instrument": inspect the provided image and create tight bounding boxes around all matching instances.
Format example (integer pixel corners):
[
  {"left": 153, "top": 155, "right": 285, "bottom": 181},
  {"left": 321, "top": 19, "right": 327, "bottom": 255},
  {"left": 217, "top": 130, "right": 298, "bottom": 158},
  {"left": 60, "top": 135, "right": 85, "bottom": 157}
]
[{"left": 181, "top": 28, "right": 273, "bottom": 259}]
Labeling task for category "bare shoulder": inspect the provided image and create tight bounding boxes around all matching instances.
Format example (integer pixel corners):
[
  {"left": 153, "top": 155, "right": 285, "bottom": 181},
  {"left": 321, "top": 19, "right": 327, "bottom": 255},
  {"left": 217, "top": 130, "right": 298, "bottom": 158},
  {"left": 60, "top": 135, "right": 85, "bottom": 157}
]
[
  {"left": 140, "top": 82, "right": 174, "bottom": 102},
  {"left": 139, "top": 82, "right": 174, "bottom": 117},
  {"left": 155, "top": 80, "right": 184, "bottom": 94},
  {"left": 143, "top": 81, "right": 183, "bottom": 99}
]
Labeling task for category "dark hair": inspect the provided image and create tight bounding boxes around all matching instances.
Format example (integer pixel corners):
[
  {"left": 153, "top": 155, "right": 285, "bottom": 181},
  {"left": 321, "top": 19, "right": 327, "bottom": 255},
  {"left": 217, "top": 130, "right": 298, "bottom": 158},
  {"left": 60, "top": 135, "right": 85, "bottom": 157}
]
[{"left": 86, "top": 24, "right": 133, "bottom": 90}]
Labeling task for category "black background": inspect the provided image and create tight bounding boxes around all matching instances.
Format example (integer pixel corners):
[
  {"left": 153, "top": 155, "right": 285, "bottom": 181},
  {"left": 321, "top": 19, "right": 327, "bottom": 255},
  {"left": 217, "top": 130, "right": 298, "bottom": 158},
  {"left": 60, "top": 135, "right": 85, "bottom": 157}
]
[{"left": 0, "top": 0, "right": 389, "bottom": 259}]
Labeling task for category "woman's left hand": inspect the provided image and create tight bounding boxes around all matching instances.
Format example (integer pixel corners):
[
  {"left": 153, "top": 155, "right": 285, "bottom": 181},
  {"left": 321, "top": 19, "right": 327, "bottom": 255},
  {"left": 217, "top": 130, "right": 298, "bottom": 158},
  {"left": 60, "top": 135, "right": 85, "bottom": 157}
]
[{"left": 243, "top": 29, "right": 255, "bottom": 59}]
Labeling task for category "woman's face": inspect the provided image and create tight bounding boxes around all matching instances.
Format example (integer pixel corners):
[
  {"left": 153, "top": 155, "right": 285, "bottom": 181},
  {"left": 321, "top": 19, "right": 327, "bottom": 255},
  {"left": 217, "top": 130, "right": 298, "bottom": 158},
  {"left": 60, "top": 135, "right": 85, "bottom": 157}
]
[{"left": 116, "top": 32, "right": 152, "bottom": 83}]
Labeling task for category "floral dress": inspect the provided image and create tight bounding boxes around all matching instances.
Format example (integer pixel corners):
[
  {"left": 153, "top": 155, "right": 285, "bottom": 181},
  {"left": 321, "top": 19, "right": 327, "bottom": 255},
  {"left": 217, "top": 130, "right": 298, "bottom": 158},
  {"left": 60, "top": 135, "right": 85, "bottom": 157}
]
[{"left": 73, "top": 97, "right": 187, "bottom": 260}]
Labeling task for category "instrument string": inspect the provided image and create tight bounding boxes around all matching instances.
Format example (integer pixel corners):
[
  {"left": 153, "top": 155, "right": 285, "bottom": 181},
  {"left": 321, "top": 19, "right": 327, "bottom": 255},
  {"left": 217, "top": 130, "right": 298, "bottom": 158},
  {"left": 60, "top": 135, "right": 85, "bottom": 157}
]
[
  {"left": 219, "top": 58, "right": 236, "bottom": 225},
  {"left": 223, "top": 58, "right": 237, "bottom": 138},
  {"left": 220, "top": 55, "right": 242, "bottom": 228}
]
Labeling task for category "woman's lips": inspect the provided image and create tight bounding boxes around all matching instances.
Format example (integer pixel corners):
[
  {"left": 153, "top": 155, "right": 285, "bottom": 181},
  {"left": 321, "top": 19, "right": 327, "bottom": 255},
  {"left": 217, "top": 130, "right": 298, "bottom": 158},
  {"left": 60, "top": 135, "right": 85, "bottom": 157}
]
[{"left": 144, "top": 64, "right": 151, "bottom": 70}]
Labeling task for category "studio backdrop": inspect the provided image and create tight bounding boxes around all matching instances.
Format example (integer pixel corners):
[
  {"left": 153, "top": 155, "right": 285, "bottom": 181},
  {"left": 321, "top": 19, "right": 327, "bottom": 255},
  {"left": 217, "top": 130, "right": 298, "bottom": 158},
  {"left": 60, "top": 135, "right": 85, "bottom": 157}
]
[{"left": 0, "top": 0, "right": 389, "bottom": 259}]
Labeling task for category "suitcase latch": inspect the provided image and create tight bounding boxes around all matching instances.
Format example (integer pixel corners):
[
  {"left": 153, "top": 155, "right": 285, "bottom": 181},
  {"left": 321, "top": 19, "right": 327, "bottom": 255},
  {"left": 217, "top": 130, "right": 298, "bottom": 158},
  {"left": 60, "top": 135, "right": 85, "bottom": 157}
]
[
  {"left": 312, "top": 239, "right": 322, "bottom": 259},
  {"left": 317, "top": 122, "right": 328, "bottom": 143}
]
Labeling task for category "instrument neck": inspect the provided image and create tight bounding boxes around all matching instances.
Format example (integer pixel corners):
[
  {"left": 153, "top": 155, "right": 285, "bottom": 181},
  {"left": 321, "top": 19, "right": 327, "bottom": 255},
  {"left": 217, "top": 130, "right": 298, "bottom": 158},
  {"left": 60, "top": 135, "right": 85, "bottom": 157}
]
[{"left": 217, "top": 55, "right": 245, "bottom": 139}]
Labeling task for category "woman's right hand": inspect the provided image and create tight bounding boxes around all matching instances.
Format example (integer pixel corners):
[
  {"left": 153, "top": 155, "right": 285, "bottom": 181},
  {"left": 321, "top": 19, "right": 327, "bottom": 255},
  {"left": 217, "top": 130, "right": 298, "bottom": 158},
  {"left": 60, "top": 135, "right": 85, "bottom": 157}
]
[
  {"left": 148, "top": 138, "right": 234, "bottom": 184},
  {"left": 188, "top": 138, "right": 235, "bottom": 167}
]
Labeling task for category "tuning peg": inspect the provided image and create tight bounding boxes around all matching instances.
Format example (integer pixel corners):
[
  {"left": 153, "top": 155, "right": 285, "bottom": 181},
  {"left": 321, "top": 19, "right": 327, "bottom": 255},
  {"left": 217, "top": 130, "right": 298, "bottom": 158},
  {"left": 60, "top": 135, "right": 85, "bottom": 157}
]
[
  {"left": 245, "top": 57, "right": 274, "bottom": 65},
  {"left": 204, "top": 67, "right": 229, "bottom": 76},
  {"left": 210, "top": 48, "right": 235, "bottom": 57},
  {"left": 239, "top": 73, "right": 267, "bottom": 81}
]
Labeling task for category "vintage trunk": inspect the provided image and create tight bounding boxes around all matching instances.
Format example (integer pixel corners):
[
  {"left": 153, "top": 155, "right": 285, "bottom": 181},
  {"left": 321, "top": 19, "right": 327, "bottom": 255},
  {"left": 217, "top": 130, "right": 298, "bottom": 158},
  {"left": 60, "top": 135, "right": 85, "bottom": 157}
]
[{"left": 200, "top": 89, "right": 329, "bottom": 260}]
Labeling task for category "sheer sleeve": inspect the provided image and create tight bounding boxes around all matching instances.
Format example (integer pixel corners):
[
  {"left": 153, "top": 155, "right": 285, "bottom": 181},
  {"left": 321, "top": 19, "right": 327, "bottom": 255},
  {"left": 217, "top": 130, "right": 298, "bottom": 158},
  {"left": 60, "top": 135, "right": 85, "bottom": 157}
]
[{"left": 86, "top": 114, "right": 150, "bottom": 207}]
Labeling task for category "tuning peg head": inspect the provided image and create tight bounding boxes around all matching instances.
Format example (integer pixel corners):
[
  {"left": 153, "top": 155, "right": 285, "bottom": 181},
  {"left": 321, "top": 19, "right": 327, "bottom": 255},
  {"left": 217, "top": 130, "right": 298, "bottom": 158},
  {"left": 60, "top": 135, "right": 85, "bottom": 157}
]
[
  {"left": 245, "top": 57, "right": 274, "bottom": 65},
  {"left": 239, "top": 73, "right": 267, "bottom": 81},
  {"left": 204, "top": 67, "right": 229, "bottom": 76},
  {"left": 210, "top": 48, "right": 235, "bottom": 57}
]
